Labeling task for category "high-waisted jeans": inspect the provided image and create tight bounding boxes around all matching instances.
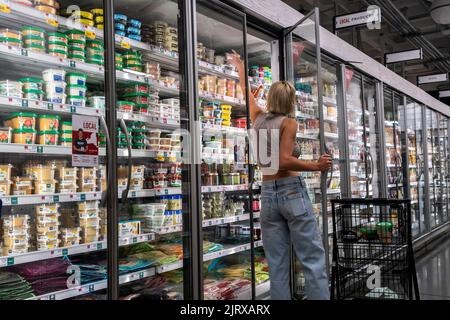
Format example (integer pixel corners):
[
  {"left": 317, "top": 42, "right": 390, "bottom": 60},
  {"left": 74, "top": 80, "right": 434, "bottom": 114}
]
[{"left": 260, "top": 176, "right": 329, "bottom": 300}]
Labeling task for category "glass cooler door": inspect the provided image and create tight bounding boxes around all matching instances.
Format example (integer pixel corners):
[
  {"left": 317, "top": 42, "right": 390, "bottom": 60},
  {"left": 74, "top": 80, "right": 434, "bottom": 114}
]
[
  {"left": 0, "top": 0, "right": 110, "bottom": 300},
  {"left": 426, "top": 109, "right": 439, "bottom": 229}
]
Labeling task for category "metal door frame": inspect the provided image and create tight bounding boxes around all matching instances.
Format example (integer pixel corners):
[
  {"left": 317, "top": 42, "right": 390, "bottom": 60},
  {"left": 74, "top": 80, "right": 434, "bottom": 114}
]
[
  {"left": 421, "top": 105, "right": 431, "bottom": 233},
  {"left": 376, "top": 83, "right": 388, "bottom": 198}
]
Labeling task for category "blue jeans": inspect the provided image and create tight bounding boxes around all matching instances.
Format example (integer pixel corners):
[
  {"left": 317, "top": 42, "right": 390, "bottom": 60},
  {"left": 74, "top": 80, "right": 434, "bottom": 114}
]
[{"left": 260, "top": 176, "right": 329, "bottom": 300}]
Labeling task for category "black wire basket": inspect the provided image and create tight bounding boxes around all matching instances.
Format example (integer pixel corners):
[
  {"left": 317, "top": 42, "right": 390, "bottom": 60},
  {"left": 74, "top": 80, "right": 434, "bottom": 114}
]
[{"left": 330, "top": 199, "right": 420, "bottom": 300}]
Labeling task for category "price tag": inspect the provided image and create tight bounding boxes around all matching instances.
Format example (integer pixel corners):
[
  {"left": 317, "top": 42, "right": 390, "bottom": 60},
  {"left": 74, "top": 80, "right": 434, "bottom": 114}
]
[
  {"left": 37, "top": 146, "right": 43, "bottom": 153},
  {"left": 70, "top": 106, "right": 76, "bottom": 113},
  {"left": 11, "top": 197, "right": 18, "bottom": 205},
  {"left": 80, "top": 194, "right": 86, "bottom": 201},
  {"left": 62, "top": 248, "right": 68, "bottom": 256},
  {"left": 53, "top": 195, "right": 59, "bottom": 202},
  {"left": 7, "top": 257, "right": 14, "bottom": 266},
  {"left": 85, "top": 30, "right": 96, "bottom": 40},
  {"left": 120, "top": 40, "right": 131, "bottom": 49},
  {"left": 47, "top": 103, "right": 54, "bottom": 110},
  {"left": 147, "top": 234, "right": 153, "bottom": 241},
  {"left": 139, "top": 272, "right": 144, "bottom": 279},
  {"left": 97, "top": 243, "right": 102, "bottom": 250},
  {"left": 49, "top": 294, "right": 56, "bottom": 300},
  {"left": 165, "top": 189, "right": 169, "bottom": 195},
  {"left": 0, "top": 0, "right": 11, "bottom": 13},
  {"left": 21, "top": 99, "right": 28, "bottom": 108},
  {"left": 45, "top": 14, "right": 59, "bottom": 27},
  {"left": 133, "top": 237, "right": 137, "bottom": 243},
  {"left": 131, "top": 191, "right": 136, "bottom": 198},
  {"left": 70, "top": 61, "right": 76, "bottom": 68},
  {"left": 88, "top": 285, "right": 95, "bottom": 292},
  {"left": 21, "top": 48, "right": 28, "bottom": 57}
]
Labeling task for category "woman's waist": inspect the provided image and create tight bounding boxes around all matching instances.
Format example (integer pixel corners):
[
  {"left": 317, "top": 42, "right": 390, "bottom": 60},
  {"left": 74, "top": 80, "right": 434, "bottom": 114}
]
[{"left": 261, "top": 174, "right": 307, "bottom": 191}]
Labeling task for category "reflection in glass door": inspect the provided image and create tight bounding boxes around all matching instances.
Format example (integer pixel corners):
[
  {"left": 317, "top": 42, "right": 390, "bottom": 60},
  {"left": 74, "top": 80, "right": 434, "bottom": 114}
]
[{"left": 426, "top": 109, "right": 439, "bottom": 229}]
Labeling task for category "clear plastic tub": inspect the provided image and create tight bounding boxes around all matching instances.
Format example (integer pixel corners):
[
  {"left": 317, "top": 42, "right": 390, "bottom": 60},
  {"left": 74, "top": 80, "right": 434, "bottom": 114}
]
[
  {"left": 0, "top": 28, "right": 22, "bottom": 40},
  {"left": 66, "top": 73, "right": 87, "bottom": 86},
  {"left": 48, "top": 32, "right": 68, "bottom": 45},
  {"left": 65, "top": 30, "right": 86, "bottom": 42},
  {"left": 48, "top": 42, "right": 67, "bottom": 52},
  {"left": 87, "top": 96, "right": 105, "bottom": 109},
  {"left": 21, "top": 26, "right": 45, "bottom": 38},
  {"left": 18, "top": 78, "right": 43, "bottom": 90},
  {"left": 0, "top": 180, "right": 12, "bottom": 196},
  {"left": 67, "top": 84, "right": 87, "bottom": 97},
  {"left": 78, "top": 200, "right": 99, "bottom": 211},
  {"left": 35, "top": 203, "right": 59, "bottom": 215},
  {"left": 24, "top": 163, "right": 55, "bottom": 180},
  {"left": 0, "top": 80, "right": 22, "bottom": 98},
  {"left": 42, "top": 69, "right": 66, "bottom": 82},
  {"left": 68, "top": 39, "right": 86, "bottom": 50},
  {"left": 49, "top": 49, "right": 67, "bottom": 58},
  {"left": 38, "top": 130, "right": 59, "bottom": 145},
  {"left": 0, "top": 164, "right": 13, "bottom": 181},
  {"left": 12, "top": 128, "right": 36, "bottom": 144},
  {"left": 38, "top": 114, "right": 60, "bottom": 131},
  {"left": 34, "top": 180, "right": 56, "bottom": 194},
  {"left": 60, "top": 137, "right": 72, "bottom": 147},
  {"left": 0, "top": 37, "right": 21, "bottom": 47},
  {"left": 60, "top": 121, "right": 72, "bottom": 131},
  {"left": 0, "top": 128, "right": 12, "bottom": 144}
]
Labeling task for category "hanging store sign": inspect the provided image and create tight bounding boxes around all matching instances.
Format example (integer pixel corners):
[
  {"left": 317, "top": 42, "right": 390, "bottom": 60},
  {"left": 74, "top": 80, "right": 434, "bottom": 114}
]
[
  {"left": 439, "top": 90, "right": 450, "bottom": 98},
  {"left": 72, "top": 114, "right": 99, "bottom": 167},
  {"left": 385, "top": 48, "right": 423, "bottom": 64},
  {"left": 334, "top": 7, "right": 381, "bottom": 31},
  {"left": 417, "top": 73, "right": 449, "bottom": 85}
]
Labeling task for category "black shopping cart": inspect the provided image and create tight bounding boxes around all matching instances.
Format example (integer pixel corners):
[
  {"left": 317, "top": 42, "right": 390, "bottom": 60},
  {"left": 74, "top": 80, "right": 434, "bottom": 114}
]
[{"left": 330, "top": 199, "right": 420, "bottom": 300}]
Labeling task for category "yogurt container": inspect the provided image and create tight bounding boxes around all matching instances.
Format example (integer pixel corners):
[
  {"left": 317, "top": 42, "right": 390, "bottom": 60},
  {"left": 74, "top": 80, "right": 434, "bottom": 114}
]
[
  {"left": 88, "top": 96, "right": 105, "bottom": 109},
  {"left": 5, "top": 112, "right": 37, "bottom": 130},
  {"left": 67, "top": 84, "right": 87, "bottom": 97},
  {"left": 66, "top": 73, "right": 87, "bottom": 86},
  {"left": 114, "top": 14, "right": 127, "bottom": 24},
  {"left": 42, "top": 69, "right": 66, "bottom": 82},
  {"left": 68, "top": 96, "right": 86, "bottom": 107},
  {"left": 23, "top": 89, "right": 44, "bottom": 100},
  {"left": 38, "top": 114, "right": 60, "bottom": 131},
  {"left": 18, "top": 78, "right": 43, "bottom": 90},
  {"left": 48, "top": 32, "right": 68, "bottom": 45},
  {"left": 45, "top": 81, "right": 66, "bottom": 95},
  {"left": 45, "top": 92, "right": 66, "bottom": 104},
  {"left": 38, "top": 130, "right": 59, "bottom": 145},
  {"left": 12, "top": 128, "right": 36, "bottom": 144}
]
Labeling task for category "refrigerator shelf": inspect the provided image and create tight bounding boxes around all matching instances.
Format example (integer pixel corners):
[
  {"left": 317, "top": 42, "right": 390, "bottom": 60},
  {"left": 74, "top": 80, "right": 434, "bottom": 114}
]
[
  {"left": 232, "top": 280, "right": 271, "bottom": 300},
  {"left": 198, "top": 61, "right": 240, "bottom": 81},
  {"left": 324, "top": 117, "right": 338, "bottom": 124},
  {"left": 148, "top": 223, "right": 183, "bottom": 235},
  {"left": 323, "top": 96, "right": 337, "bottom": 105},
  {"left": 0, "top": 187, "right": 182, "bottom": 207},
  {"left": 199, "top": 94, "right": 246, "bottom": 109},
  {"left": 203, "top": 240, "right": 263, "bottom": 262},
  {"left": 201, "top": 184, "right": 260, "bottom": 193},
  {"left": 0, "top": 233, "right": 156, "bottom": 268},
  {"left": 202, "top": 212, "right": 261, "bottom": 228},
  {"left": 0, "top": 43, "right": 179, "bottom": 97},
  {"left": 201, "top": 123, "right": 247, "bottom": 135}
]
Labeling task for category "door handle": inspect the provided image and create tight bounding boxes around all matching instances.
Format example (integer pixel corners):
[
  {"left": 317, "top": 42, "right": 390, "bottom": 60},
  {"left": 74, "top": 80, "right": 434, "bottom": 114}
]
[
  {"left": 100, "top": 116, "right": 111, "bottom": 208},
  {"left": 119, "top": 119, "right": 132, "bottom": 204}
]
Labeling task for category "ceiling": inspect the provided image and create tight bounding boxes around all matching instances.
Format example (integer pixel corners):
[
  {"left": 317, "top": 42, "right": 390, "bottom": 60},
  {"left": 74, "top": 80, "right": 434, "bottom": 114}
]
[{"left": 282, "top": 0, "right": 450, "bottom": 97}]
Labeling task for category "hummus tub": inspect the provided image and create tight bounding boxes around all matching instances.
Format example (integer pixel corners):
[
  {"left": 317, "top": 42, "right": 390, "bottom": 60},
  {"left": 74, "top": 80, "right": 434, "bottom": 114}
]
[
  {"left": 47, "top": 32, "right": 68, "bottom": 44},
  {"left": 0, "top": 29, "right": 21, "bottom": 40},
  {"left": 38, "top": 114, "right": 60, "bottom": 131},
  {"left": 42, "top": 69, "right": 66, "bottom": 82},
  {"left": 18, "top": 78, "right": 44, "bottom": 90},
  {"left": 0, "top": 37, "right": 21, "bottom": 47},
  {"left": 12, "top": 129, "right": 36, "bottom": 144},
  {"left": 66, "top": 73, "right": 87, "bottom": 86},
  {"left": 65, "top": 30, "right": 86, "bottom": 42},
  {"left": 0, "top": 80, "right": 22, "bottom": 98},
  {"left": 48, "top": 49, "right": 67, "bottom": 58},
  {"left": 21, "top": 26, "right": 45, "bottom": 38},
  {"left": 48, "top": 42, "right": 68, "bottom": 52},
  {"left": 67, "top": 85, "right": 87, "bottom": 97},
  {"left": 6, "top": 113, "right": 37, "bottom": 130},
  {"left": 38, "top": 130, "right": 59, "bottom": 146},
  {"left": 23, "top": 89, "right": 44, "bottom": 101},
  {"left": 60, "top": 121, "right": 72, "bottom": 131},
  {"left": 0, "top": 127, "right": 12, "bottom": 144},
  {"left": 60, "top": 137, "right": 72, "bottom": 147}
]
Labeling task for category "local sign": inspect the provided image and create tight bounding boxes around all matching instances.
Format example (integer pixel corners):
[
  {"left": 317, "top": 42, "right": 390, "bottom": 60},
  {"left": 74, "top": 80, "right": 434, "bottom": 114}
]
[{"left": 334, "top": 7, "right": 381, "bottom": 31}]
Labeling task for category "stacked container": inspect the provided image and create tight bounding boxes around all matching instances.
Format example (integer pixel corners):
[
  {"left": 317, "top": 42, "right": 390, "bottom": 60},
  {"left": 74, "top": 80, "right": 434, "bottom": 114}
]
[
  {"left": 1, "top": 214, "right": 31, "bottom": 256},
  {"left": 78, "top": 201, "right": 100, "bottom": 243},
  {"left": 33, "top": 0, "right": 60, "bottom": 15},
  {"left": 126, "top": 19, "right": 142, "bottom": 42},
  {"left": 55, "top": 163, "right": 77, "bottom": 194},
  {"left": 47, "top": 32, "right": 68, "bottom": 59},
  {"left": 91, "top": 8, "right": 104, "bottom": 30},
  {"left": 35, "top": 204, "right": 60, "bottom": 251},
  {"left": 114, "top": 14, "right": 127, "bottom": 37},
  {"left": 66, "top": 30, "right": 86, "bottom": 62},
  {"left": 21, "top": 26, "right": 46, "bottom": 53},
  {"left": 42, "top": 68, "right": 66, "bottom": 104},
  {"left": 122, "top": 50, "right": 143, "bottom": 72},
  {"left": 38, "top": 114, "right": 60, "bottom": 146},
  {"left": 77, "top": 167, "right": 97, "bottom": 192},
  {"left": 24, "top": 161, "right": 56, "bottom": 195},
  {"left": 86, "top": 40, "right": 104, "bottom": 66},
  {"left": 66, "top": 72, "right": 88, "bottom": 107}
]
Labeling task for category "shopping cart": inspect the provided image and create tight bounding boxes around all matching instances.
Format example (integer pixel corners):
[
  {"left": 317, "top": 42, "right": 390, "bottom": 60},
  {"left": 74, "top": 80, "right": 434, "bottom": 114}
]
[{"left": 330, "top": 198, "right": 420, "bottom": 300}]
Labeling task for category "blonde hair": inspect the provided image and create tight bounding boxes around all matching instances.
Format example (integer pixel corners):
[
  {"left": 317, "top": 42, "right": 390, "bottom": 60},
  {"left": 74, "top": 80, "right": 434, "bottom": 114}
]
[{"left": 266, "top": 81, "right": 296, "bottom": 115}]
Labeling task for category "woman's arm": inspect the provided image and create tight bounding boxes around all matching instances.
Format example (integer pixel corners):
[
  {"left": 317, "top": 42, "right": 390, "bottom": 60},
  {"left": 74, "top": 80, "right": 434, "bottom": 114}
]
[
  {"left": 227, "top": 50, "right": 263, "bottom": 123},
  {"left": 279, "top": 118, "right": 332, "bottom": 172}
]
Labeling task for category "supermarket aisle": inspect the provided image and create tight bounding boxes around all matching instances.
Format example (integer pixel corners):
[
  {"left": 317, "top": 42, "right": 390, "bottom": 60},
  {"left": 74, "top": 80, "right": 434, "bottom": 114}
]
[{"left": 415, "top": 236, "right": 450, "bottom": 300}]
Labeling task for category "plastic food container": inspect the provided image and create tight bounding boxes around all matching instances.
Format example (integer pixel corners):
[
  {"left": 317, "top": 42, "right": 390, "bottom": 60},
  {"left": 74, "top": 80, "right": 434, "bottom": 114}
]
[
  {"left": 68, "top": 39, "right": 85, "bottom": 49},
  {"left": 6, "top": 112, "right": 37, "bottom": 130},
  {"left": 114, "top": 14, "right": 127, "bottom": 24},
  {"left": 48, "top": 32, "right": 68, "bottom": 44},
  {"left": 123, "top": 93, "right": 153, "bottom": 105},
  {"left": 49, "top": 49, "right": 67, "bottom": 58},
  {"left": 60, "top": 130, "right": 71, "bottom": 139},
  {"left": 35, "top": 203, "right": 59, "bottom": 215},
  {"left": 86, "top": 39, "right": 103, "bottom": 49},
  {"left": 68, "top": 96, "right": 86, "bottom": 107},
  {"left": 38, "top": 130, "right": 59, "bottom": 145},
  {"left": 65, "top": 73, "right": 88, "bottom": 86},
  {"left": 12, "top": 129, "right": 36, "bottom": 144},
  {"left": 34, "top": 0, "right": 59, "bottom": 8},
  {"left": 45, "top": 81, "right": 66, "bottom": 95},
  {"left": 18, "top": 78, "right": 44, "bottom": 90},
  {"left": 24, "top": 43, "right": 45, "bottom": 53},
  {"left": 68, "top": 53, "right": 85, "bottom": 62},
  {"left": 0, "top": 127, "right": 12, "bottom": 144},
  {"left": 117, "top": 101, "right": 135, "bottom": 113},
  {"left": 0, "top": 80, "right": 22, "bottom": 98},
  {"left": 60, "top": 137, "right": 72, "bottom": 147},
  {"left": 21, "top": 26, "right": 45, "bottom": 38},
  {"left": 46, "top": 92, "right": 66, "bottom": 104},
  {"left": 0, "top": 29, "right": 22, "bottom": 40},
  {"left": 48, "top": 41, "right": 67, "bottom": 52},
  {"left": 0, "top": 37, "right": 21, "bottom": 47},
  {"left": 95, "top": 16, "right": 104, "bottom": 24},
  {"left": 43, "top": 69, "right": 66, "bottom": 82},
  {"left": 34, "top": 180, "right": 56, "bottom": 194},
  {"left": 60, "top": 121, "right": 72, "bottom": 131},
  {"left": 136, "top": 104, "right": 148, "bottom": 114},
  {"left": 66, "top": 84, "right": 87, "bottom": 97},
  {"left": 87, "top": 96, "right": 105, "bottom": 109},
  {"left": 71, "top": 10, "right": 94, "bottom": 20},
  {"left": 23, "top": 89, "right": 44, "bottom": 100},
  {"left": 58, "top": 181, "right": 77, "bottom": 193},
  {"left": 126, "top": 27, "right": 141, "bottom": 35},
  {"left": 122, "top": 82, "right": 149, "bottom": 94},
  {"left": 38, "top": 114, "right": 59, "bottom": 131},
  {"left": 66, "top": 30, "right": 86, "bottom": 42},
  {"left": 23, "top": 35, "right": 45, "bottom": 47},
  {"left": 78, "top": 167, "right": 97, "bottom": 180},
  {"left": 25, "top": 165, "right": 54, "bottom": 181}
]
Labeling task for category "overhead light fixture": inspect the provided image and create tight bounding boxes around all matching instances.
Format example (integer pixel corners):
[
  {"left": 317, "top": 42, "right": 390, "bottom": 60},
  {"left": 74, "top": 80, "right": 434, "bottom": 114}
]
[{"left": 430, "top": 0, "right": 450, "bottom": 24}]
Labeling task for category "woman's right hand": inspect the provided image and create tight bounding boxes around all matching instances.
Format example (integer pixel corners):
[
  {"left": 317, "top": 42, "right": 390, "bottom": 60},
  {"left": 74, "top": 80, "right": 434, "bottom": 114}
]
[{"left": 316, "top": 154, "right": 332, "bottom": 172}]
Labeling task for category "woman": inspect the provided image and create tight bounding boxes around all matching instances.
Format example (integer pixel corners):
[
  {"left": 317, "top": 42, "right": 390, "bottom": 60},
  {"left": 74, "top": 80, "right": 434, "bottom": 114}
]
[{"left": 228, "top": 51, "right": 332, "bottom": 300}]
